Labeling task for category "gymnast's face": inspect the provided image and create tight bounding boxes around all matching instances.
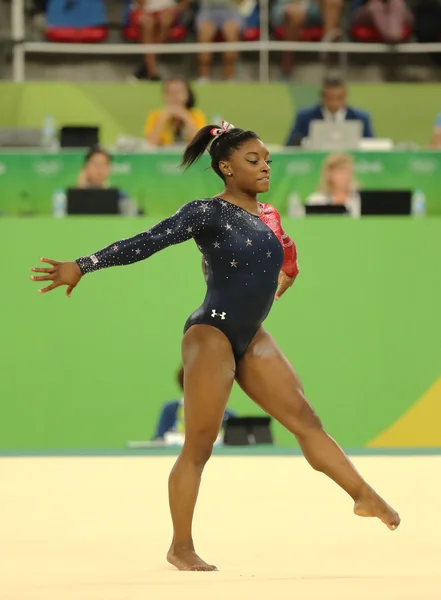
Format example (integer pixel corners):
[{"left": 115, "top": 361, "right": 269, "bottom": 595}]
[{"left": 221, "top": 138, "right": 271, "bottom": 195}]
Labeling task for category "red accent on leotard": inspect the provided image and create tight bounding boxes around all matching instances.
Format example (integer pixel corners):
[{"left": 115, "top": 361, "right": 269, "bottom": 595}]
[{"left": 258, "top": 203, "right": 299, "bottom": 279}]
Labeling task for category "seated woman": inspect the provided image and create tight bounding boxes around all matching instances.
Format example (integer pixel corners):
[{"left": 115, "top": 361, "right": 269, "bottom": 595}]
[
  {"left": 144, "top": 77, "right": 207, "bottom": 147},
  {"left": 75, "top": 146, "right": 138, "bottom": 215},
  {"left": 153, "top": 366, "right": 236, "bottom": 442},
  {"left": 305, "top": 153, "right": 361, "bottom": 217},
  {"left": 351, "top": 0, "right": 413, "bottom": 42}
]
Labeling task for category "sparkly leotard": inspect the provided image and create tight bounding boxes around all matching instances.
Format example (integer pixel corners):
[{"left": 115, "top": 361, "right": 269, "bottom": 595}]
[{"left": 76, "top": 197, "right": 299, "bottom": 363}]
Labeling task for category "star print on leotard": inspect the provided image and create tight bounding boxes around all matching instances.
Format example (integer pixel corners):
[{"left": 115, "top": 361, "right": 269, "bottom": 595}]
[{"left": 76, "top": 197, "right": 299, "bottom": 362}]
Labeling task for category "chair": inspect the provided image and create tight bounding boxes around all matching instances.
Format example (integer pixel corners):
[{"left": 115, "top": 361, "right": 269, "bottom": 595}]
[
  {"left": 122, "top": 2, "right": 187, "bottom": 43},
  {"left": 273, "top": 26, "right": 324, "bottom": 41},
  {"left": 45, "top": 0, "right": 108, "bottom": 43},
  {"left": 351, "top": 24, "right": 412, "bottom": 42}
]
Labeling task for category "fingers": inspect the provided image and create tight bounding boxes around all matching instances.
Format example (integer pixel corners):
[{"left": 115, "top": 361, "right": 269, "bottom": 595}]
[
  {"left": 30, "top": 275, "right": 53, "bottom": 282},
  {"left": 31, "top": 267, "right": 55, "bottom": 274},
  {"left": 38, "top": 282, "right": 60, "bottom": 294},
  {"left": 275, "top": 273, "right": 294, "bottom": 300},
  {"left": 40, "top": 257, "right": 60, "bottom": 266},
  {"left": 66, "top": 285, "right": 75, "bottom": 298}
]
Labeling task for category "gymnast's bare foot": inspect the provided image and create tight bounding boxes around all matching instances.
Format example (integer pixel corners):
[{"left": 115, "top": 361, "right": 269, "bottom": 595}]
[
  {"left": 354, "top": 486, "right": 400, "bottom": 531},
  {"left": 167, "top": 545, "right": 218, "bottom": 571}
]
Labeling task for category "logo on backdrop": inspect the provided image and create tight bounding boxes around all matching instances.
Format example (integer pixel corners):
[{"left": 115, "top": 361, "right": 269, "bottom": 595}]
[
  {"left": 112, "top": 162, "right": 132, "bottom": 175},
  {"left": 354, "top": 160, "right": 383, "bottom": 174},
  {"left": 33, "top": 160, "right": 62, "bottom": 176},
  {"left": 158, "top": 161, "right": 180, "bottom": 176},
  {"left": 408, "top": 159, "right": 439, "bottom": 174},
  {"left": 0, "top": 162, "right": 6, "bottom": 175},
  {"left": 285, "top": 160, "right": 313, "bottom": 176}
]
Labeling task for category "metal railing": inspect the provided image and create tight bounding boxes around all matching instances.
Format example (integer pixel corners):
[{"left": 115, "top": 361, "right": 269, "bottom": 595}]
[{"left": 10, "top": 0, "right": 441, "bottom": 83}]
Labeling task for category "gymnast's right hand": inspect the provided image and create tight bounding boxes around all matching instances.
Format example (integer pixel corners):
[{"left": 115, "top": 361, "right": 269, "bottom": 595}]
[{"left": 30, "top": 258, "right": 82, "bottom": 298}]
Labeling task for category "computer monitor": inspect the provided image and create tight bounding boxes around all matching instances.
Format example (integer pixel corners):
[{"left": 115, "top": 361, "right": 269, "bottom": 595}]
[
  {"left": 360, "top": 190, "right": 412, "bottom": 216},
  {"left": 223, "top": 416, "right": 273, "bottom": 446},
  {"left": 59, "top": 126, "right": 100, "bottom": 148},
  {"left": 66, "top": 188, "right": 120, "bottom": 215},
  {"left": 305, "top": 204, "right": 349, "bottom": 215}
]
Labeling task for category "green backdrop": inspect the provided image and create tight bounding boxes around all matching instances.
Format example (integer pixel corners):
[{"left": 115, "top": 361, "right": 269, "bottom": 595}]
[
  {"left": 0, "top": 82, "right": 439, "bottom": 146},
  {"left": 1, "top": 217, "right": 440, "bottom": 451},
  {"left": 1, "top": 150, "right": 440, "bottom": 216}
]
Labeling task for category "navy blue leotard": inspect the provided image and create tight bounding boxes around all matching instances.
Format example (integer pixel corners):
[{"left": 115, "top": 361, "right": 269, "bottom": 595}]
[{"left": 76, "top": 197, "right": 293, "bottom": 362}]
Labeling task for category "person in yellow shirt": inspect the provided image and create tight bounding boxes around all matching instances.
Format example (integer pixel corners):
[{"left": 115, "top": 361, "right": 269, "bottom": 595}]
[{"left": 144, "top": 77, "right": 207, "bottom": 146}]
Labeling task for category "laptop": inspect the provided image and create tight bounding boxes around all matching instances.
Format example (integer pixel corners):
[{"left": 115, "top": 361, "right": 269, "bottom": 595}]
[
  {"left": 223, "top": 416, "right": 273, "bottom": 446},
  {"left": 308, "top": 120, "right": 363, "bottom": 150},
  {"left": 305, "top": 204, "right": 349, "bottom": 215},
  {"left": 66, "top": 188, "right": 120, "bottom": 215},
  {"left": 360, "top": 190, "right": 412, "bottom": 216}
]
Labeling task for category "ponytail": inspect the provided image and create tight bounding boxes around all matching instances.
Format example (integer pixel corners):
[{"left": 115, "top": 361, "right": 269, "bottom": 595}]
[
  {"left": 180, "top": 125, "right": 217, "bottom": 171},
  {"left": 181, "top": 124, "right": 259, "bottom": 180}
]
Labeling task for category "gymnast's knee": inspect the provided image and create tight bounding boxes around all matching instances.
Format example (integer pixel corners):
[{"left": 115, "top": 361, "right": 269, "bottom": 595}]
[{"left": 182, "top": 431, "right": 218, "bottom": 467}]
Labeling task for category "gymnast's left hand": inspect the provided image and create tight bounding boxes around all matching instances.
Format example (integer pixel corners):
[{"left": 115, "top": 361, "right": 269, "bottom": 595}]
[{"left": 275, "top": 271, "right": 295, "bottom": 300}]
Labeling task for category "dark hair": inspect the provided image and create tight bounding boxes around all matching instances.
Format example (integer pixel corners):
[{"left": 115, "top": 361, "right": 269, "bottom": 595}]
[
  {"left": 84, "top": 145, "right": 111, "bottom": 165},
  {"left": 322, "top": 75, "right": 346, "bottom": 90},
  {"left": 180, "top": 125, "right": 259, "bottom": 180},
  {"left": 164, "top": 76, "right": 195, "bottom": 110},
  {"left": 177, "top": 365, "right": 184, "bottom": 391}
]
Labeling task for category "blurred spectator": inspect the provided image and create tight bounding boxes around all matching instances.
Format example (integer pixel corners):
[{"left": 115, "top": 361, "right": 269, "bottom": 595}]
[
  {"left": 144, "top": 77, "right": 207, "bottom": 146},
  {"left": 351, "top": 0, "right": 413, "bottom": 42},
  {"left": 196, "top": 0, "right": 245, "bottom": 81},
  {"left": 305, "top": 153, "right": 361, "bottom": 217},
  {"left": 272, "top": 0, "right": 344, "bottom": 77},
  {"left": 285, "top": 76, "right": 374, "bottom": 146},
  {"left": 76, "top": 146, "right": 137, "bottom": 215},
  {"left": 430, "top": 112, "right": 441, "bottom": 148},
  {"left": 152, "top": 366, "right": 236, "bottom": 441},
  {"left": 134, "top": 0, "right": 188, "bottom": 80}
]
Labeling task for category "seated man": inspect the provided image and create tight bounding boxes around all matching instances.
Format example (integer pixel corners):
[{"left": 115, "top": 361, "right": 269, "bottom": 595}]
[
  {"left": 285, "top": 76, "right": 374, "bottom": 146},
  {"left": 152, "top": 366, "right": 236, "bottom": 440}
]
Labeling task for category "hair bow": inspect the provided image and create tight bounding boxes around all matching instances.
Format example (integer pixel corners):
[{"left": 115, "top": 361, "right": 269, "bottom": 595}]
[{"left": 210, "top": 120, "right": 235, "bottom": 140}]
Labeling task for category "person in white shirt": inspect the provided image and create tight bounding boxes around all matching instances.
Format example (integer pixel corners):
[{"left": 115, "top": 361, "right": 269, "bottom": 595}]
[{"left": 305, "top": 152, "right": 361, "bottom": 217}]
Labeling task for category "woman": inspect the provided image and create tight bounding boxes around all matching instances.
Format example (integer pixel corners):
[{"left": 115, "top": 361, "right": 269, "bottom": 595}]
[
  {"left": 75, "top": 146, "right": 137, "bottom": 216},
  {"left": 134, "top": 0, "right": 182, "bottom": 81},
  {"left": 144, "top": 77, "right": 207, "bottom": 146},
  {"left": 31, "top": 121, "right": 400, "bottom": 572},
  {"left": 351, "top": 0, "right": 413, "bottom": 43},
  {"left": 196, "top": 0, "right": 245, "bottom": 82},
  {"left": 305, "top": 152, "right": 361, "bottom": 217}
]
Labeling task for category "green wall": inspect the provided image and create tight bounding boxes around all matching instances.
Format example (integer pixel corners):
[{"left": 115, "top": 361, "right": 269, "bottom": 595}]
[
  {"left": 0, "top": 82, "right": 439, "bottom": 146},
  {"left": 1, "top": 217, "right": 440, "bottom": 450}
]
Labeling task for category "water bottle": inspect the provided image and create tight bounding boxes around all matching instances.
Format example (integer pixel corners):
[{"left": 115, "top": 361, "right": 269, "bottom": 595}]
[
  {"left": 411, "top": 189, "right": 426, "bottom": 217},
  {"left": 211, "top": 113, "right": 222, "bottom": 126},
  {"left": 52, "top": 189, "right": 67, "bottom": 218},
  {"left": 42, "top": 115, "right": 56, "bottom": 150},
  {"left": 287, "top": 192, "right": 305, "bottom": 218}
]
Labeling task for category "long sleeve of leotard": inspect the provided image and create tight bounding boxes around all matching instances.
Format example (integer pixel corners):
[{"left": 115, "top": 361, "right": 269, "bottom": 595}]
[
  {"left": 259, "top": 204, "right": 299, "bottom": 279},
  {"left": 76, "top": 200, "right": 214, "bottom": 275}
]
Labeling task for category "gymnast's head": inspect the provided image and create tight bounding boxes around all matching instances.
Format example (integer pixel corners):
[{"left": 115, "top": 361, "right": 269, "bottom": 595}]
[{"left": 181, "top": 121, "right": 271, "bottom": 195}]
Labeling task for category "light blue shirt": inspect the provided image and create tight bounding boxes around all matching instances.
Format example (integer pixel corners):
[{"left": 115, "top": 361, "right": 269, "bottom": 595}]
[{"left": 435, "top": 112, "right": 441, "bottom": 127}]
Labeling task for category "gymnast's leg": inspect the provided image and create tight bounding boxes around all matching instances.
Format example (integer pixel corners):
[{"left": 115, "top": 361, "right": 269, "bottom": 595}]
[
  {"left": 235, "top": 328, "right": 400, "bottom": 530},
  {"left": 167, "top": 325, "right": 236, "bottom": 571}
]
